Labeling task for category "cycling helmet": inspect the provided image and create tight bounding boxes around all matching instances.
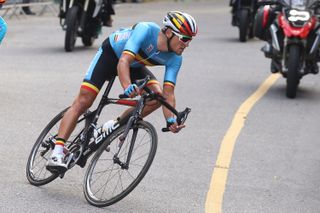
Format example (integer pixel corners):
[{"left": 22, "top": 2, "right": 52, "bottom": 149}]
[{"left": 163, "top": 11, "right": 198, "bottom": 37}]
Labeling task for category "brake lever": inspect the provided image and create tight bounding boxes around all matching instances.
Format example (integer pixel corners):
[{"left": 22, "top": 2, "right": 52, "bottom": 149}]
[
  {"left": 119, "top": 76, "right": 151, "bottom": 99},
  {"left": 162, "top": 107, "right": 191, "bottom": 132}
]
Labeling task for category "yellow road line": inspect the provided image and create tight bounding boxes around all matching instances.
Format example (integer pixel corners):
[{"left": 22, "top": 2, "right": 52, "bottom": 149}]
[{"left": 205, "top": 73, "right": 281, "bottom": 213}]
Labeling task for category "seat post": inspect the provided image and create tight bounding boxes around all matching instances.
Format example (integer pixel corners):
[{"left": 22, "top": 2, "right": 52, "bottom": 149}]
[
  {"left": 101, "top": 77, "right": 116, "bottom": 99},
  {"left": 93, "top": 77, "right": 116, "bottom": 121}
]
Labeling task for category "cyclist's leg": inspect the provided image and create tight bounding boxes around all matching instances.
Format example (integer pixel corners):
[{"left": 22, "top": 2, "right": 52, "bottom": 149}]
[
  {"left": 48, "top": 40, "right": 118, "bottom": 170},
  {"left": 57, "top": 41, "right": 118, "bottom": 141},
  {"left": 57, "top": 88, "right": 97, "bottom": 140}
]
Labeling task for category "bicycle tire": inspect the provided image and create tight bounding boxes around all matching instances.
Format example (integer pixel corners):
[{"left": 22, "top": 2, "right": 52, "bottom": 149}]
[
  {"left": 83, "top": 120, "right": 158, "bottom": 207},
  {"left": 26, "top": 107, "right": 90, "bottom": 186}
]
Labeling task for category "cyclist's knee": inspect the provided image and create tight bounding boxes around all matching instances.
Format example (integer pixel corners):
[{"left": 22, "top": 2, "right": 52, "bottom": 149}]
[
  {"left": 147, "top": 82, "right": 162, "bottom": 95},
  {"left": 72, "top": 90, "right": 96, "bottom": 115}
]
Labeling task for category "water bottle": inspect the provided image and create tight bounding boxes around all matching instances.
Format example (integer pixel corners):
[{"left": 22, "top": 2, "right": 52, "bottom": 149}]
[{"left": 93, "top": 120, "right": 115, "bottom": 138}]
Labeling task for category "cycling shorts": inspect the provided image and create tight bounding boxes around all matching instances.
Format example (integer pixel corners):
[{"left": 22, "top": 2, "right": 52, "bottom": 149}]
[{"left": 82, "top": 38, "right": 158, "bottom": 95}]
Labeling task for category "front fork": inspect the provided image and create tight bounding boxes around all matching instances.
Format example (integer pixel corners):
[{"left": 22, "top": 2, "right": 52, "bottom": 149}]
[
  {"left": 113, "top": 124, "right": 138, "bottom": 170},
  {"left": 113, "top": 97, "right": 145, "bottom": 169},
  {"left": 269, "top": 24, "right": 308, "bottom": 76}
]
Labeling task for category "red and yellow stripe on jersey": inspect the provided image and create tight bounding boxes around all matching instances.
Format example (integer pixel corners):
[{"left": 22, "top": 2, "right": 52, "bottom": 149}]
[{"left": 123, "top": 50, "right": 161, "bottom": 66}]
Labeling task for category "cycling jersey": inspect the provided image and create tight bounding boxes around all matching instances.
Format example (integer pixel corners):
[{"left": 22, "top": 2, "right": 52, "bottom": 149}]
[
  {"left": 109, "top": 22, "right": 182, "bottom": 87},
  {"left": 0, "top": 16, "right": 7, "bottom": 44}
]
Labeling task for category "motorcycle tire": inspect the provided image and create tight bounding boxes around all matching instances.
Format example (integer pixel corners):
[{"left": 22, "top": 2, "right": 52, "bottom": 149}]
[
  {"left": 82, "top": 36, "right": 94, "bottom": 47},
  {"left": 65, "top": 6, "right": 79, "bottom": 52},
  {"left": 286, "top": 44, "right": 301, "bottom": 98},
  {"left": 239, "top": 9, "right": 249, "bottom": 42}
]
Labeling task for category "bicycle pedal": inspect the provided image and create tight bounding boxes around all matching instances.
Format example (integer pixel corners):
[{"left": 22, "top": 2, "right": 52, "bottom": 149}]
[{"left": 46, "top": 165, "right": 68, "bottom": 175}]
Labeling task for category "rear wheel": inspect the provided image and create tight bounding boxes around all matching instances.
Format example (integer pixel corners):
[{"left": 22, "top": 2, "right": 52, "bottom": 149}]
[
  {"left": 239, "top": 9, "right": 249, "bottom": 42},
  {"left": 84, "top": 120, "right": 158, "bottom": 207},
  {"left": 65, "top": 6, "right": 80, "bottom": 52},
  {"left": 286, "top": 44, "right": 301, "bottom": 98},
  {"left": 26, "top": 109, "right": 68, "bottom": 186},
  {"left": 26, "top": 108, "right": 92, "bottom": 186}
]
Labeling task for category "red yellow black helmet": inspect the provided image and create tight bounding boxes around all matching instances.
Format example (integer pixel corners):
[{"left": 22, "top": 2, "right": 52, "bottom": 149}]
[{"left": 163, "top": 11, "right": 198, "bottom": 37}]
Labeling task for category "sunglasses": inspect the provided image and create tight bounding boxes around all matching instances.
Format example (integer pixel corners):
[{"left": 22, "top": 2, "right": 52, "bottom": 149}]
[{"left": 172, "top": 31, "right": 192, "bottom": 44}]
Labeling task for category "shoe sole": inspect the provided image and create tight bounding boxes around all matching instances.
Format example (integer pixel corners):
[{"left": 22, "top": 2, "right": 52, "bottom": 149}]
[{"left": 46, "top": 164, "right": 68, "bottom": 174}]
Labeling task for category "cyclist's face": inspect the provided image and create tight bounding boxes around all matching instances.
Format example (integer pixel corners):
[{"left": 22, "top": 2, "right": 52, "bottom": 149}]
[{"left": 171, "top": 32, "right": 191, "bottom": 55}]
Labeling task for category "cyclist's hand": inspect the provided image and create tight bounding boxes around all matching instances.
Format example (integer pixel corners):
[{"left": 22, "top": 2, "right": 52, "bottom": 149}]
[
  {"left": 124, "top": 84, "right": 139, "bottom": 98},
  {"left": 167, "top": 117, "right": 185, "bottom": 133}
]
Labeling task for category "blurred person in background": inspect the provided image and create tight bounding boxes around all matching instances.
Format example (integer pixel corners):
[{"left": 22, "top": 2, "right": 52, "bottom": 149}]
[
  {"left": 102, "top": 0, "right": 115, "bottom": 27},
  {"left": 0, "top": 0, "right": 7, "bottom": 44},
  {"left": 22, "top": 0, "right": 35, "bottom": 15}
]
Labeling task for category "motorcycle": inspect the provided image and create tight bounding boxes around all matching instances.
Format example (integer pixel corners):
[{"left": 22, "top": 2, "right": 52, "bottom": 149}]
[
  {"left": 230, "top": 0, "right": 258, "bottom": 42},
  {"left": 255, "top": 0, "right": 320, "bottom": 98},
  {"left": 59, "top": 0, "right": 114, "bottom": 52}
]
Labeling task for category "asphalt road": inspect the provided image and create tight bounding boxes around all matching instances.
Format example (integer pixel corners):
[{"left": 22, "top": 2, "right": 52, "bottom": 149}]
[{"left": 1, "top": 1, "right": 320, "bottom": 212}]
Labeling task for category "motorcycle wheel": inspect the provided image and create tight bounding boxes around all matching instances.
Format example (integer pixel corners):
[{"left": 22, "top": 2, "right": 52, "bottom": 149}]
[
  {"left": 82, "top": 36, "right": 94, "bottom": 47},
  {"left": 65, "top": 6, "right": 79, "bottom": 52},
  {"left": 286, "top": 44, "right": 301, "bottom": 98},
  {"left": 239, "top": 9, "right": 249, "bottom": 42}
]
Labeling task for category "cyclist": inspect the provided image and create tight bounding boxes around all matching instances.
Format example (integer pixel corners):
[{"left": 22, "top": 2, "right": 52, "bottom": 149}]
[
  {"left": 0, "top": 0, "right": 7, "bottom": 44},
  {"left": 46, "top": 11, "right": 198, "bottom": 172}
]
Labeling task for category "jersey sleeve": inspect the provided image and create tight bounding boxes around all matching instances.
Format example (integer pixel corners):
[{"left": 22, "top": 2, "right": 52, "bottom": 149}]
[
  {"left": 164, "top": 56, "right": 182, "bottom": 87},
  {"left": 122, "top": 23, "right": 149, "bottom": 58}
]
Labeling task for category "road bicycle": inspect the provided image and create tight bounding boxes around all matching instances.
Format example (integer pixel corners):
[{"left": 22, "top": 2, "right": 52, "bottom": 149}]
[{"left": 26, "top": 76, "right": 191, "bottom": 207}]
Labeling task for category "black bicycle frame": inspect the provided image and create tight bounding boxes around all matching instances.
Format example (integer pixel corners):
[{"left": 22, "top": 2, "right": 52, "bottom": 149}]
[
  {"left": 73, "top": 76, "right": 183, "bottom": 168},
  {"left": 75, "top": 77, "right": 136, "bottom": 166}
]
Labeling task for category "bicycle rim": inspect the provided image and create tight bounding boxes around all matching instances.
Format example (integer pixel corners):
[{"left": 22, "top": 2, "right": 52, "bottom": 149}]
[{"left": 84, "top": 120, "right": 157, "bottom": 207}]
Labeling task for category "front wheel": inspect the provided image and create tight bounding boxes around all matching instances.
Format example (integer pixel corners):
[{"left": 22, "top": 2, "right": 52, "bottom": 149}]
[
  {"left": 84, "top": 120, "right": 158, "bottom": 207},
  {"left": 286, "top": 44, "right": 302, "bottom": 98},
  {"left": 64, "top": 6, "right": 80, "bottom": 52}
]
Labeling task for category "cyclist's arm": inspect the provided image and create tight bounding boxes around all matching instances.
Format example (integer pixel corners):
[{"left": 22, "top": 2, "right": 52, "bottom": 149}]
[
  {"left": 117, "top": 52, "right": 135, "bottom": 90},
  {"left": 162, "top": 84, "right": 176, "bottom": 120},
  {"left": 162, "top": 85, "right": 185, "bottom": 133},
  {"left": 162, "top": 56, "right": 181, "bottom": 116},
  {"left": 117, "top": 23, "right": 149, "bottom": 90},
  {"left": 162, "top": 57, "right": 185, "bottom": 133}
]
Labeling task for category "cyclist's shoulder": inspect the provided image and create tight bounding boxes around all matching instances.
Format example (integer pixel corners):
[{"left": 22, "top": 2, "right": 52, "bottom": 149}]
[
  {"left": 134, "top": 22, "right": 160, "bottom": 28},
  {"left": 132, "top": 22, "right": 160, "bottom": 34}
]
